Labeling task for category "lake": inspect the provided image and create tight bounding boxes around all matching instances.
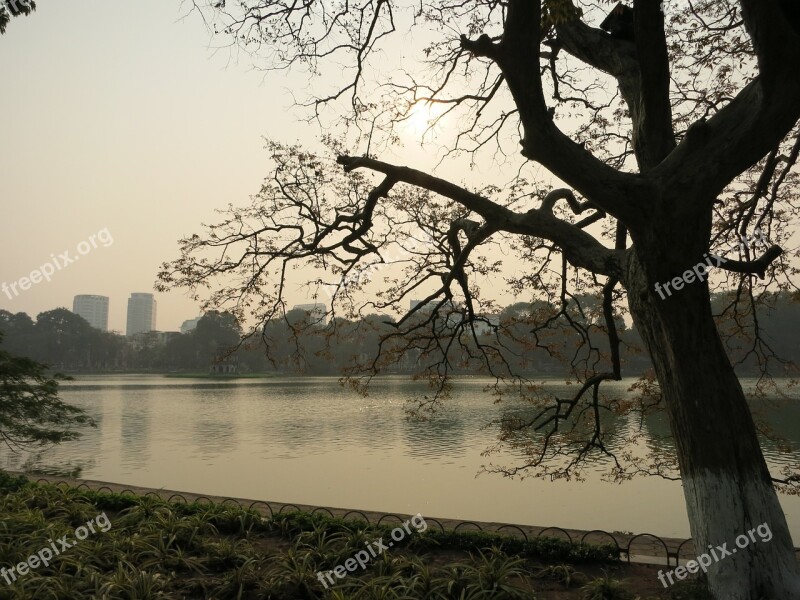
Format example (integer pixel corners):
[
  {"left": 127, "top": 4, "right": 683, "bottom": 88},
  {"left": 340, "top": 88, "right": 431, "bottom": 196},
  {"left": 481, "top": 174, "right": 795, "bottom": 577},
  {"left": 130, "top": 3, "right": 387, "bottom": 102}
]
[{"left": 4, "top": 375, "right": 800, "bottom": 542}]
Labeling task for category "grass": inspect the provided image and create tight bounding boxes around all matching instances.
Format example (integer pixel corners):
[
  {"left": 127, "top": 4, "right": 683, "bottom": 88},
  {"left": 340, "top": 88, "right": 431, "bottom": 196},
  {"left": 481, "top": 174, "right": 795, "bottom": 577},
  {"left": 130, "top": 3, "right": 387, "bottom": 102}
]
[{"left": 0, "top": 471, "right": 711, "bottom": 599}]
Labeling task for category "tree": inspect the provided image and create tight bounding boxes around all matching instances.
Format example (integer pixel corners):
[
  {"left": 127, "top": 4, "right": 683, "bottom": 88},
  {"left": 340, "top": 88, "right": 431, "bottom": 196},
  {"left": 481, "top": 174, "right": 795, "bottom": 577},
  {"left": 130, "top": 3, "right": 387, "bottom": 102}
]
[
  {"left": 161, "top": 1, "right": 800, "bottom": 596},
  {"left": 0, "top": 334, "right": 95, "bottom": 452},
  {"left": 0, "top": 311, "right": 36, "bottom": 357},
  {"left": 158, "top": 311, "right": 247, "bottom": 371},
  {"left": 32, "top": 308, "right": 112, "bottom": 370},
  {"left": 1, "top": 309, "right": 129, "bottom": 371},
  {"left": 193, "top": 311, "right": 242, "bottom": 348}
]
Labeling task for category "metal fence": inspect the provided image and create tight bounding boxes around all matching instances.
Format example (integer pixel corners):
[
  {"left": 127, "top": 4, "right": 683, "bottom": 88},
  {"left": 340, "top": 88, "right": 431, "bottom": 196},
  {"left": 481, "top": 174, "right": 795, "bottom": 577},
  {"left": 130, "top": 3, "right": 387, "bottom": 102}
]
[{"left": 32, "top": 477, "right": 800, "bottom": 569}]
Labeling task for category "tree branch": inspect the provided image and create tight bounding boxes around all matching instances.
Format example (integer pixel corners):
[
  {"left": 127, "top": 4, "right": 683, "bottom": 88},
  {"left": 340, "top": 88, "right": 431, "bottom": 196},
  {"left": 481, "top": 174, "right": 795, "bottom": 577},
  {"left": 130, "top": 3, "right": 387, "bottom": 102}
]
[
  {"left": 739, "top": 0, "right": 800, "bottom": 88},
  {"left": 336, "top": 155, "right": 624, "bottom": 278},
  {"left": 718, "top": 244, "right": 783, "bottom": 279},
  {"left": 458, "top": 0, "right": 642, "bottom": 222},
  {"left": 540, "top": 188, "right": 600, "bottom": 215},
  {"left": 555, "top": 16, "right": 638, "bottom": 79},
  {"left": 337, "top": 155, "right": 513, "bottom": 223},
  {"left": 632, "top": 0, "right": 675, "bottom": 169},
  {"left": 651, "top": 1, "right": 800, "bottom": 199},
  {"left": 654, "top": 78, "right": 800, "bottom": 202}
]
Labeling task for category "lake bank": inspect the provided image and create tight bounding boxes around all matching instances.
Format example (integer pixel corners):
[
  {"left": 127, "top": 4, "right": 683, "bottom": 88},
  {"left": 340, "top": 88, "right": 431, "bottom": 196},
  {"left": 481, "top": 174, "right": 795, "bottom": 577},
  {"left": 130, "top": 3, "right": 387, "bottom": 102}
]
[
  {"left": 4, "top": 472, "right": 699, "bottom": 600},
  {"left": 18, "top": 471, "right": 702, "bottom": 566}
]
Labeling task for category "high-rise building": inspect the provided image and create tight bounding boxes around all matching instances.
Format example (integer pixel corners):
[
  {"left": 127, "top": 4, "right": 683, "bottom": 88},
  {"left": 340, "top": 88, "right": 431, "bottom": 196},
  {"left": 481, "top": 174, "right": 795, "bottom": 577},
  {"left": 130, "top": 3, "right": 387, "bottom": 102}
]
[
  {"left": 126, "top": 293, "right": 157, "bottom": 336},
  {"left": 72, "top": 295, "right": 110, "bottom": 331}
]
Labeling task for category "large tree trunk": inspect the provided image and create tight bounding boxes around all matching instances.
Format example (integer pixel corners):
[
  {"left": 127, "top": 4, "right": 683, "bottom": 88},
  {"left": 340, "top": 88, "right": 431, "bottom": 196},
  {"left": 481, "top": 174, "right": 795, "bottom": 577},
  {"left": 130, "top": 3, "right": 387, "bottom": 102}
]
[{"left": 626, "top": 252, "right": 800, "bottom": 599}]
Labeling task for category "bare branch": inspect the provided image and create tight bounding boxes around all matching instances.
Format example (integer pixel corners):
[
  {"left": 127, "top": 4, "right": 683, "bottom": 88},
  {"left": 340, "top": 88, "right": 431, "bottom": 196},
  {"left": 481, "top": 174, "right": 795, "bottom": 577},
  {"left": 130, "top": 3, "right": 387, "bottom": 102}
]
[
  {"left": 337, "top": 154, "right": 624, "bottom": 277},
  {"left": 718, "top": 244, "right": 783, "bottom": 279}
]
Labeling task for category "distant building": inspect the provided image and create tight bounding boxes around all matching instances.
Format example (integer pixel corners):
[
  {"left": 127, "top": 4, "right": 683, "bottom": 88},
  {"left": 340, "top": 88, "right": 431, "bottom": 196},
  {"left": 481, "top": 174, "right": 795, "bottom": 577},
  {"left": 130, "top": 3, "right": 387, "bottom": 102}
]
[
  {"left": 472, "top": 314, "right": 500, "bottom": 336},
  {"left": 157, "top": 331, "right": 181, "bottom": 345},
  {"left": 410, "top": 299, "right": 437, "bottom": 312},
  {"left": 72, "top": 295, "right": 109, "bottom": 331},
  {"left": 210, "top": 344, "right": 239, "bottom": 375},
  {"left": 292, "top": 303, "right": 327, "bottom": 326},
  {"left": 129, "top": 330, "right": 180, "bottom": 349},
  {"left": 410, "top": 299, "right": 462, "bottom": 327},
  {"left": 180, "top": 316, "right": 203, "bottom": 334},
  {"left": 126, "top": 293, "right": 157, "bottom": 336}
]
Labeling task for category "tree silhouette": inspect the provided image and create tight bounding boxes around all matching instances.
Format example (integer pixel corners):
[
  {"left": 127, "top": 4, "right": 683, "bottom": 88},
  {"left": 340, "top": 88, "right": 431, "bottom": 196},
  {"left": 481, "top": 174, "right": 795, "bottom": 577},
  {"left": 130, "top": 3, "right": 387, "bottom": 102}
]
[
  {"left": 161, "top": 1, "right": 800, "bottom": 596},
  {"left": 0, "top": 334, "right": 95, "bottom": 452}
]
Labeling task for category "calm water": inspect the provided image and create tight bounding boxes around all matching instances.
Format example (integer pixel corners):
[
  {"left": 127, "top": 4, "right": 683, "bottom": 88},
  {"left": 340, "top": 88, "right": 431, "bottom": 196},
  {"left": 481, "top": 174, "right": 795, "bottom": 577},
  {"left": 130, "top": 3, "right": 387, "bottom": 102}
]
[{"left": 5, "top": 375, "right": 800, "bottom": 541}]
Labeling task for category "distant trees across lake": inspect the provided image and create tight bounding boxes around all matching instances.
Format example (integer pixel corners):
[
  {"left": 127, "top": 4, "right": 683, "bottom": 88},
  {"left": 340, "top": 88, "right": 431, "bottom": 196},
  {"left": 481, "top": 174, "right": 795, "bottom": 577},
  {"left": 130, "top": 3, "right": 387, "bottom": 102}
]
[
  {"left": 0, "top": 308, "right": 268, "bottom": 374},
  {"left": 1, "top": 291, "right": 799, "bottom": 376}
]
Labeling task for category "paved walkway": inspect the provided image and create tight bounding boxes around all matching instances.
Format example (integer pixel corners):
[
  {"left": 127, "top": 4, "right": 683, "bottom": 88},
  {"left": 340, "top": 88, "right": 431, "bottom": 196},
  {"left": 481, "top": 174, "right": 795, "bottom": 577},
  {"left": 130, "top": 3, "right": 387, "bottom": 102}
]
[{"left": 18, "top": 473, "right": 700, "bottom": 566}]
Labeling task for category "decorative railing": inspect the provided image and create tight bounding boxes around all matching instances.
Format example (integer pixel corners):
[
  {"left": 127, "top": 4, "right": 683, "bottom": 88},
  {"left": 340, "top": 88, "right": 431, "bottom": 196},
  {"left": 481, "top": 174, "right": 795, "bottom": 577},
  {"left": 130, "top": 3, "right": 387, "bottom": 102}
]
[{"left": 32, "top": 477, "right": 800, "bottom": 569}]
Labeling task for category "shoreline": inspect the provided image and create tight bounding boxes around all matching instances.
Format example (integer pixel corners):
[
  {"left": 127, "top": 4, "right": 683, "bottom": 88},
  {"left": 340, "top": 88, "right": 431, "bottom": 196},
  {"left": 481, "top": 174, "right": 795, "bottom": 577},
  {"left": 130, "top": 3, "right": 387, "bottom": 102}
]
[{"left": 14, "top": 471, "right": 699, "bottom": 566}]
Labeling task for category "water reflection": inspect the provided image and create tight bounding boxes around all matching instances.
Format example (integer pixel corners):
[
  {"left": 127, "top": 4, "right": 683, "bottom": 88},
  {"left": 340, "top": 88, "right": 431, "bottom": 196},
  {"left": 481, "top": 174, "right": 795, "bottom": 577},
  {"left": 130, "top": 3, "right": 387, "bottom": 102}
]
[
  {"left": 191, "top": 390, "right": 238, "bottom": 458},
  {"left": 121, "top": 393, "right": 151, "bottom": 467},
  {"left": 1, "top": 375, "right": 797, "bottom": 540},
  {"left": 402, "top": 411, "right": 468, "bottom": 464}
]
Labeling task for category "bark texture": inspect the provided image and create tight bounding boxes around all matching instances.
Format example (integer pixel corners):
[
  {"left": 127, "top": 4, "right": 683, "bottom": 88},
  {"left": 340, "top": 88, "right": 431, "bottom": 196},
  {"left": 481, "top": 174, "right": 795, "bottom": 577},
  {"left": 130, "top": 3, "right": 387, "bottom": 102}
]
[{"left": 626, "top": 249, "right": 800, "bottom": 599}]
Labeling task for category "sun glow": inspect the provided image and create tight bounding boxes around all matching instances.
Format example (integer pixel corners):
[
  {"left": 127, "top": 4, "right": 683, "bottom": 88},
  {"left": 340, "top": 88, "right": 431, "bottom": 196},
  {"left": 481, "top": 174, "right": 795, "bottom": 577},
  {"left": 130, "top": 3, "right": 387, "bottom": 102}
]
[{"left": 401, "top": 99, "right": 446, "bottom": 140}]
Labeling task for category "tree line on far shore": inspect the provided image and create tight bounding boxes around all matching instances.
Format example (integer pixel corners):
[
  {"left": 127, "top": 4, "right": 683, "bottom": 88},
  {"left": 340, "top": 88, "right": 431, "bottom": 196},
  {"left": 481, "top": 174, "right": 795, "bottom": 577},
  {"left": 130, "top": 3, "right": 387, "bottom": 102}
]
[{"left": 1, "top": 291, "right": 798, "bottom": 376}]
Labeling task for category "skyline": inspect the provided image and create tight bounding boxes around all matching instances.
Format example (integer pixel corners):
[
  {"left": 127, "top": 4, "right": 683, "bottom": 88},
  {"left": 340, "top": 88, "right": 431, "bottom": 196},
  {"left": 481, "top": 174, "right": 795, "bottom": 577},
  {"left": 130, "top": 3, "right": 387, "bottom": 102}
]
[
  {"left": 0, "top": 1, "right": 318, "bottom": 332},
  {"left": 2, "top": 5, "right": 790, "bottom": 338},
  {"left": 0, "top": 1, "right": 543, "bottom": 333}
]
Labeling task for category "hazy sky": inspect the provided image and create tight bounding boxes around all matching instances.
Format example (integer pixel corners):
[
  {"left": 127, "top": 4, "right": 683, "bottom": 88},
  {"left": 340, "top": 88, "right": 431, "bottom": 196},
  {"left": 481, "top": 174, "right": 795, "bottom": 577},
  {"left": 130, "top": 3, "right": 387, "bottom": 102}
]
[
  {"left": 0, "top": 1, "right": 326, "bottom": 332},
  {"left": 0, "top": 0, "right": 528, "bottom": 333}
]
